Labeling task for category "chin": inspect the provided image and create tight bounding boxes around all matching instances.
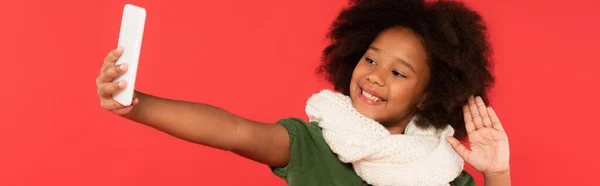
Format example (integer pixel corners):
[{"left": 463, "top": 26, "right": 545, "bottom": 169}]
[{"left": 351, "top": 100, "right": 379, "bottom": 119}]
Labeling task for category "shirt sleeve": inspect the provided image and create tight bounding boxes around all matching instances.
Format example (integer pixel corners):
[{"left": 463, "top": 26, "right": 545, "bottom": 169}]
[
  {"left": 450, "top": 170, "right": 476, "bottom": 186},
  {"left": 269, "top": 117, "right": 321, "bottom": 178}
]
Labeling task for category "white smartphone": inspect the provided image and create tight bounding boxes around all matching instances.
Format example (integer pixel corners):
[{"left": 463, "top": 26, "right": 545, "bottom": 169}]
[{"left": 113, "top": 4, "right": 146, "bottom": 106}]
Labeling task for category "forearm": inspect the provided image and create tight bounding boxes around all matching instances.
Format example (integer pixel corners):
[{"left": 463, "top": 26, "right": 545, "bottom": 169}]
[
  {"left": 122, "top": 91, "right": 291, "bottom": 166},
  {"left": 124, "top": 91, "right": 241, "bottom": 150},
  {"left": 484, "top": 171, "right": 511, "bottom": 186}
]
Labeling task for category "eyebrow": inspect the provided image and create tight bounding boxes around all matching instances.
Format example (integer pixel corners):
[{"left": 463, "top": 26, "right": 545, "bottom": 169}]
[{"left": 368, "top": 46, "right": 416, "bottom": 73}]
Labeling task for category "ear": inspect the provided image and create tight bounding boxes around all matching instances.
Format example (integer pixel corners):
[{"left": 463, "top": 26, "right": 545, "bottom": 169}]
[{"left": 416, "top": 92, "right": 428, "bottom": 110}]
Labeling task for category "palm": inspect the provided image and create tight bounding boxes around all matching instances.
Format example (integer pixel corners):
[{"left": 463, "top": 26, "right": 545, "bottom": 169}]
[
  {"left": 464, "top": 124, "right": 509, "bottom": 173},
  {"left": 447, "top": 96, "right": 510, "bottom": 175}
]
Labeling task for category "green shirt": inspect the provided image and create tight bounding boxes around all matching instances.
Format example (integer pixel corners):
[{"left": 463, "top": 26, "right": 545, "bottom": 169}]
[{"left": 270, "top": 118, "right": 475, "bottom": 186}]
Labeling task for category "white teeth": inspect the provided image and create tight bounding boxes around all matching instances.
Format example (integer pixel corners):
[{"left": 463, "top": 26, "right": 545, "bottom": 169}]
[{"left": 362, "top": 90, "right": 382, "bottom": 102}]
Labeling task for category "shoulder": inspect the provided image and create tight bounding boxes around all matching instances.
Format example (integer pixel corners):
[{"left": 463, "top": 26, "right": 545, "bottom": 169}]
[
  {"left": 275, "top": 117, "right": 323, "bottom": 137},
  {"left": 450, "top": 170, "right": 476, "bottom": 186},
  {"left": 270, "top": 118, "right": 324, "bottom": 177}
]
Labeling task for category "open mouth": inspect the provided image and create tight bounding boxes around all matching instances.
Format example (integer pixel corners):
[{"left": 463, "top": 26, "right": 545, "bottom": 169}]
[{"left": 359, "top": 87, "right": 387, "bottom": 104}]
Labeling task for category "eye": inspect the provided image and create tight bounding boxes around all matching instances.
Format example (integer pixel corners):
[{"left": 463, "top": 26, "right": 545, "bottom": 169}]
[
  {"left": 365, "top": 57, "right": 376, "bottom": 65},
  {"left": 392, "top": 70, "right": 407, "bottom": 78}
]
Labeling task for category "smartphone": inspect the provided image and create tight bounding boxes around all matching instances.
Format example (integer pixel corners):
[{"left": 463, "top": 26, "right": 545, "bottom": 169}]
[{"left": 113, "top": 4, "right": 146, "bottom": 106}]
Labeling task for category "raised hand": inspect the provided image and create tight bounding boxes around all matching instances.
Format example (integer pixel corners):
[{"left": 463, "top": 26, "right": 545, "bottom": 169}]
[{"left": 447, "top": 96, "right": 510, "bottom": 176}]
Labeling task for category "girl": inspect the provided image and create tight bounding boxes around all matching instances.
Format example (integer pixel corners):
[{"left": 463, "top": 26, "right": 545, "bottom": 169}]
[{"left": 95, "top": 0, "right": 510, "bottom": 185}]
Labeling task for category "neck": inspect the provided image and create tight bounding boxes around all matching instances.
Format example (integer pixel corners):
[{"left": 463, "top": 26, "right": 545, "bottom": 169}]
[{"left": 383, "top": 110, "right": 417, "bottom": 134}]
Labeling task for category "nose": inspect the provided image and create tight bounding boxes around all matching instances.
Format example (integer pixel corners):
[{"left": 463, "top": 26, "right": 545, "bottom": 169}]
[{"left": 366, "top": 68, "right": 385, "bottom": 87}]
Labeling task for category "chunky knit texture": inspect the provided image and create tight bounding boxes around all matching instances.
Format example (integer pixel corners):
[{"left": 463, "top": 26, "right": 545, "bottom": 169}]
[{"left": 305, "top": 90, "right": 464, "bottom": 186}]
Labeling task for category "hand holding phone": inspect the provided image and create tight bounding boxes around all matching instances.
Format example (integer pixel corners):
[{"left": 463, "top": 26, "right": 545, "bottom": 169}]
[{"left": 112, "top": 4, "right": 146, "bottom": 106}]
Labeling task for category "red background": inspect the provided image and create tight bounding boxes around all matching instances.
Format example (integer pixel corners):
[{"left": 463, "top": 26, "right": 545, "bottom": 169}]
[{"left": 1, "top": 0, "right": 598, "bottom": 185}]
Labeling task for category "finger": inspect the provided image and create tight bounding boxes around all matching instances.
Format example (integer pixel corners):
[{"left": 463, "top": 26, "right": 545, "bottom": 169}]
[
  {"left": 468, "top": 96, "right": 484, "bottom": 129},
  {"left": 98, "top": 81, "right": 126, "bottom": 97},
  {"left": 100, "top": 98, "right": 126, "bottom": 111},
  {"left": 111, "top": 98, "right": 138, "bottom": 115},
  {"left": 463, "top": 104, "right": 475, "bottom": 133},
  {"left": 475, "top": 96, "right": 492, "bottom": 128},
  {"left": 487, "top": 107, "right": 505, "bottom": 132},
  {"left": 446, "top": 136, "right": 471, "bottom": 161},
  {"left": 97, "top": 64, "right": 128, "bottom": 84},
  {"left": 102, "top": 46, "right": 124, "bottom": 71}
]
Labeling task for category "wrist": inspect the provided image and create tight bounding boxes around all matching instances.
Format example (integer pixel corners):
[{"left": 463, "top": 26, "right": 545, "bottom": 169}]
[
  {"left": 484, "top": 170, "right": 511, "bottom": 183},
  {"left": 484, "top": 169, "right": 510, "bottom": 177},
  {"left": 122, "top": 91, "right": 144, "bottom": 119}
]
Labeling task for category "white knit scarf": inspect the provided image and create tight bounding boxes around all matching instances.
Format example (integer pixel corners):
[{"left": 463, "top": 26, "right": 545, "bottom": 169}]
[{"left": 305, "top": 90, "right": 464, "bottom": 186}]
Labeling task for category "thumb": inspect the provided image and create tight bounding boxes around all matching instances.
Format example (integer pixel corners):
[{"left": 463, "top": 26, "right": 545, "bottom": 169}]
[
  {"left": 112, "top": 98, "right": 139, "bottom": 115},
  {"left": 446, "top": 136, "right": 470, "bottom": 161}
]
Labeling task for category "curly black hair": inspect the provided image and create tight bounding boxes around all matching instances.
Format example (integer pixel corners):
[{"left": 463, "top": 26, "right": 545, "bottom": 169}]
[{"left": 317, "top": 0, "right": 495, "bottom": 140}]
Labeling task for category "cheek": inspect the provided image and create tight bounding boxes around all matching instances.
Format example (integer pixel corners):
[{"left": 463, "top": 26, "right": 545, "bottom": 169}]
[
  {"left": 351, "top": 63, "right": 369, "bottom": 81},
  {"left": 350, "top": 66, "right": 362, "bottom": 86},
  {"left": 350, "top": 63, "right": 370, "bottom": 97},
  {"left": 387, "top": 82, "right": 420, "bottom": 108},
  {"left": 349, "top": 67, "right": 360, "bottom": 96}
]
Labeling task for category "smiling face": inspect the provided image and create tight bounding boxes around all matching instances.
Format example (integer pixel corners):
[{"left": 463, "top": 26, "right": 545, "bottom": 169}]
[{"left": 349, "top": 26, "right": 431, "bottom": 133}]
